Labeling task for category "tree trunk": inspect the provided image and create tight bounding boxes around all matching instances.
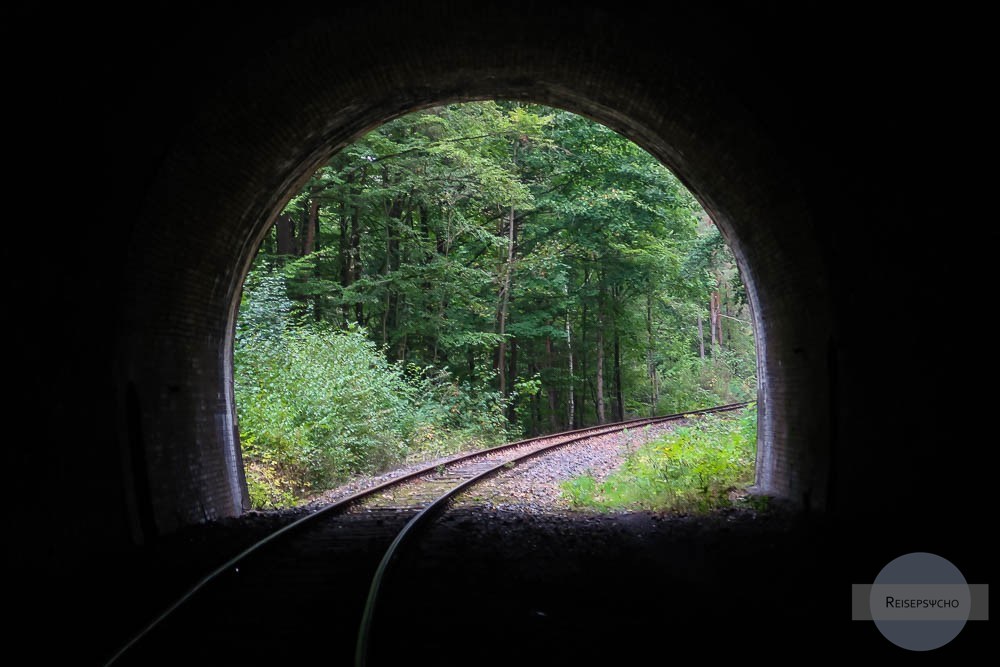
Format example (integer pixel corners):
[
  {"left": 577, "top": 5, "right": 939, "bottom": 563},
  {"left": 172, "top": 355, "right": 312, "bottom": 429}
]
[
  {"left": 383, "top": 194, "right": 404, "bottom": 350},
  {"left": 349, "top": 175, "right": 363, "bottom": 324},
  {"left": 530, "top": 365, "right": 540, "bottom": 436},
  {"left": 613, "top": 322, "right": 624, "bottom": 422},
  {"left": 339, "top": 199, "right": 351, "bottom": 324},
  {"left": 595, "top": 295, "right": 606, "bottom": 424},
  {"left": 338, "top": 196, "right": 354, "bottom": 325},
  {"left": 723, "top": 281, "right": 733, "bottom": 347},
  {"left": 506, "top": 338, "right": 519, "bottom": 422},
  {"left": 647, "top": 292, "right": 659, "bottom": 416},
  {"left": 566, "top": 311, "right": 575, "bottom": 430},
  {"left": 275, "top": 212, "right": 296, "bottom": 257},
  {"left": 382, "top": 293, "right": 390, "bottom": 348},
  {"left": 302, "top": 199, "right": 320, "bottom": 318},
  {"left": 697, "top": 313, "right": 706, "bottom": 360},
  {"left": 580, "top": 301, "right": 588, "bottom": 426},
  {"left": 710, "top": 291, "right": 722, "bottom": 359},
  {"left": 397, "top": 333, "right": 407, "bottom": 363},
  {"left": 300, "top": 199, "right": 319, "bottom": 255},
  {"left": 546, "top": 334, "right": 559, "bottom": 432},
  {"left": 496, "top": 205, "right": 516, "bottom": 396}
]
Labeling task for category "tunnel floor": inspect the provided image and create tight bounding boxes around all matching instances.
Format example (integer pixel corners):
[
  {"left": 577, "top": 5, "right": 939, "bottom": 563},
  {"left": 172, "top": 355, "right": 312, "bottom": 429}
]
[{"left": 49, "top": 504, "right": 986, "bottom": 663}]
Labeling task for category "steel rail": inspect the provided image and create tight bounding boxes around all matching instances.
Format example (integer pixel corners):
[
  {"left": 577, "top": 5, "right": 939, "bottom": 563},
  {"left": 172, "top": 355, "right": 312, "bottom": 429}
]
[
  {"left": 107, "top": 401, "right": 748, "bottom": 665},
  {"left": 353, "top": 401, "right": 749, "bottom": 666}
]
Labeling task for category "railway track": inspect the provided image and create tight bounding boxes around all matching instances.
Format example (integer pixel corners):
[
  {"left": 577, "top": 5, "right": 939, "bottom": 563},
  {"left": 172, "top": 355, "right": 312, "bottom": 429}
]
[{"left": 108, "top": 402, "right": 749, "bottom": 666}]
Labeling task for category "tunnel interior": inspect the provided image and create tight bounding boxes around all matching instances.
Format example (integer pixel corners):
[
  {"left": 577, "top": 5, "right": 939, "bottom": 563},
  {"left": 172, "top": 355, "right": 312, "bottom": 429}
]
[
  {"left": 117, "top": 35, "right": 825, "bottom": 539},
  {"left": 11, "top": 3, "right": 992, "bottom": 660}
]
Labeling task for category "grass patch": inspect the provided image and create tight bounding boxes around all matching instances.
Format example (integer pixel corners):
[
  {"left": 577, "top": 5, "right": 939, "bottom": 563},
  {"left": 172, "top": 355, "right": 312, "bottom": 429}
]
[{"left": 561, "top": 404, "right": 758, "bottom": 513}]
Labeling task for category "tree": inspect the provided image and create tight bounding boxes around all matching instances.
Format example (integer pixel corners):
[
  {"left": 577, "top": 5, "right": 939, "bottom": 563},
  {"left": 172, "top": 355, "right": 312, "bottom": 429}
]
[{"left": 237, "top": 101, "right": 757, "bottom": 496}]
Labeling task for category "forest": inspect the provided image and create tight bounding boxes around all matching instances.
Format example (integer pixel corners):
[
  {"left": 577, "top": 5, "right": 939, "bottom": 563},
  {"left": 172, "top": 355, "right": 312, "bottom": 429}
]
[{"left": 234, "top": 102, "right": 756, "bottom": 508}]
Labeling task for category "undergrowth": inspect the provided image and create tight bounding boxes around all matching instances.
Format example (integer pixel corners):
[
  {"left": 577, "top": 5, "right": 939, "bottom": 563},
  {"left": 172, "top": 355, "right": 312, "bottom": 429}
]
[
  {"left": 561, "top": 404, "right": 758, "bottom": 513},
  {"left": 235, "top": 272, "right": 510, "bottom": 509}
]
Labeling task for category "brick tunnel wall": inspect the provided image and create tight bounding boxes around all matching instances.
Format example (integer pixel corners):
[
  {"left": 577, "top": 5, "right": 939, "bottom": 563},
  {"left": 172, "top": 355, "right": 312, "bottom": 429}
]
[
  {"left": 8, "top": 2, "right": 993, "bottom": 577},
  {"left": 113, "top": 4, "right": 834, "bottom": 536}
]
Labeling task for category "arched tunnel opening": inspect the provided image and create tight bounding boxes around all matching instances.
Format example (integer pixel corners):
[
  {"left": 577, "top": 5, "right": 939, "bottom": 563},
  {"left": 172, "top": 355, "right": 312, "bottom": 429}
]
[
  {"left": 234, "top": 100, "right": 760, "bottom": 514},
  {"left": 12, "top": 4, "right": 991, "bottom": 662},
  {"left": 106, "top": 42, "right": 834, "bottom": 661},
  {"left": 108, "top": 38, "right": 834, "bottom": 660},
  {"left": 119, "top": 69, "right": 818, "bottom": 542}
]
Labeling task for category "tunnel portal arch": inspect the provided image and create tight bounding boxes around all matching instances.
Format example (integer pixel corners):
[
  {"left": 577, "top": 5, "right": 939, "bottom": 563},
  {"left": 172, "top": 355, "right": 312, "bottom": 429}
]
[{"left": 114, "top": 7, "right": 831, "bottom": 538}]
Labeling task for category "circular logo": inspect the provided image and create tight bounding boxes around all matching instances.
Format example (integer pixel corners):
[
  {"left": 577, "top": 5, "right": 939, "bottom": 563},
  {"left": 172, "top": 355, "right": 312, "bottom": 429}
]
[{"left": 869, "top": 552, "right": 971, "bottom": 651}]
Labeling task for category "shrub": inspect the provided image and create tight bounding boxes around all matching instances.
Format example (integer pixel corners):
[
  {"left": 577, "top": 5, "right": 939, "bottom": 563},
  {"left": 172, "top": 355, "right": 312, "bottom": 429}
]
[
  {"left": 561, "top": 404, "right": 757, "bottom": 512},
  {"left": 234, "top": 272, "right": 509, "bottom": 508}
]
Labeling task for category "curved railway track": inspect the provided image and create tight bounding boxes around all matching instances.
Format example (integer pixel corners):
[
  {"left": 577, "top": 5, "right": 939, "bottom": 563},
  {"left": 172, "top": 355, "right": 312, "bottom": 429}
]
[{"left": 108, "top": 402, "right": 749, "bottom": 666}]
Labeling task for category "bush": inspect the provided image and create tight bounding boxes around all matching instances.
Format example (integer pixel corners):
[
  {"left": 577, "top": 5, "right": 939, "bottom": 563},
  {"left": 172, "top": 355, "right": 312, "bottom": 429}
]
[
  {"left": 561, "top": 404, "right": 757, "bottom": 512},
  {"left": 656, "top": 353, "right": 756, "bottom": 415},
  {"left": 234, "top": 272, "right": 510, "bottom": 508}
]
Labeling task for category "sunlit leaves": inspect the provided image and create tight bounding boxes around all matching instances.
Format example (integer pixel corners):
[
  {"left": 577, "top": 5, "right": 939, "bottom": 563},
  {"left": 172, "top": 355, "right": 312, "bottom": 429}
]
[{"left": 239, "top": 100, "right": 757, "bottom": 500}]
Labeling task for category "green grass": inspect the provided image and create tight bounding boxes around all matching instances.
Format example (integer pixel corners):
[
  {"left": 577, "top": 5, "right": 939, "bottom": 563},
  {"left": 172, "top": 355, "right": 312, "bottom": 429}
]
[{"left": 561, "top": 404, "right": 758, "bottom": 513}]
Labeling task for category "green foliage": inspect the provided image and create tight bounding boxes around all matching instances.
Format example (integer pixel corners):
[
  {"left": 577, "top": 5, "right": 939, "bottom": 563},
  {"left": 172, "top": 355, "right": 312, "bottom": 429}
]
[
  {"left": 235, "top": 271, "right": 509, "bottom": 508},
  {"left": 561, "top": 405, "right": 758, "bottom": 512},
  {"left": 512, "top": 373, "right": 542, "bottom": 423},
  {"left": 561, "top": 473, "right": 598, "bottom": 506},
  {"left": 236, "top": 101, "right": 758, "bottom": 506},
  {"left": 655, "top": 350, "right": 757, "bottom": 415},
  {"left": 398, "top": 363, "right": 511, "bottom": 460},
  {"left": 244, "top": 458, "right": 300, "bottom": 510}
]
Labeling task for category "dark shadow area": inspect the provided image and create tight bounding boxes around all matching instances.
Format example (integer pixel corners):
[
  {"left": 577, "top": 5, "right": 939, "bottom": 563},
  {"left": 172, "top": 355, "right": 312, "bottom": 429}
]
[
  {"left": 7, "top": 2, "right": 991, "bottom": 660},
  {"left": 52, "top": 507, "right": 992, "bottom": 663}
]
